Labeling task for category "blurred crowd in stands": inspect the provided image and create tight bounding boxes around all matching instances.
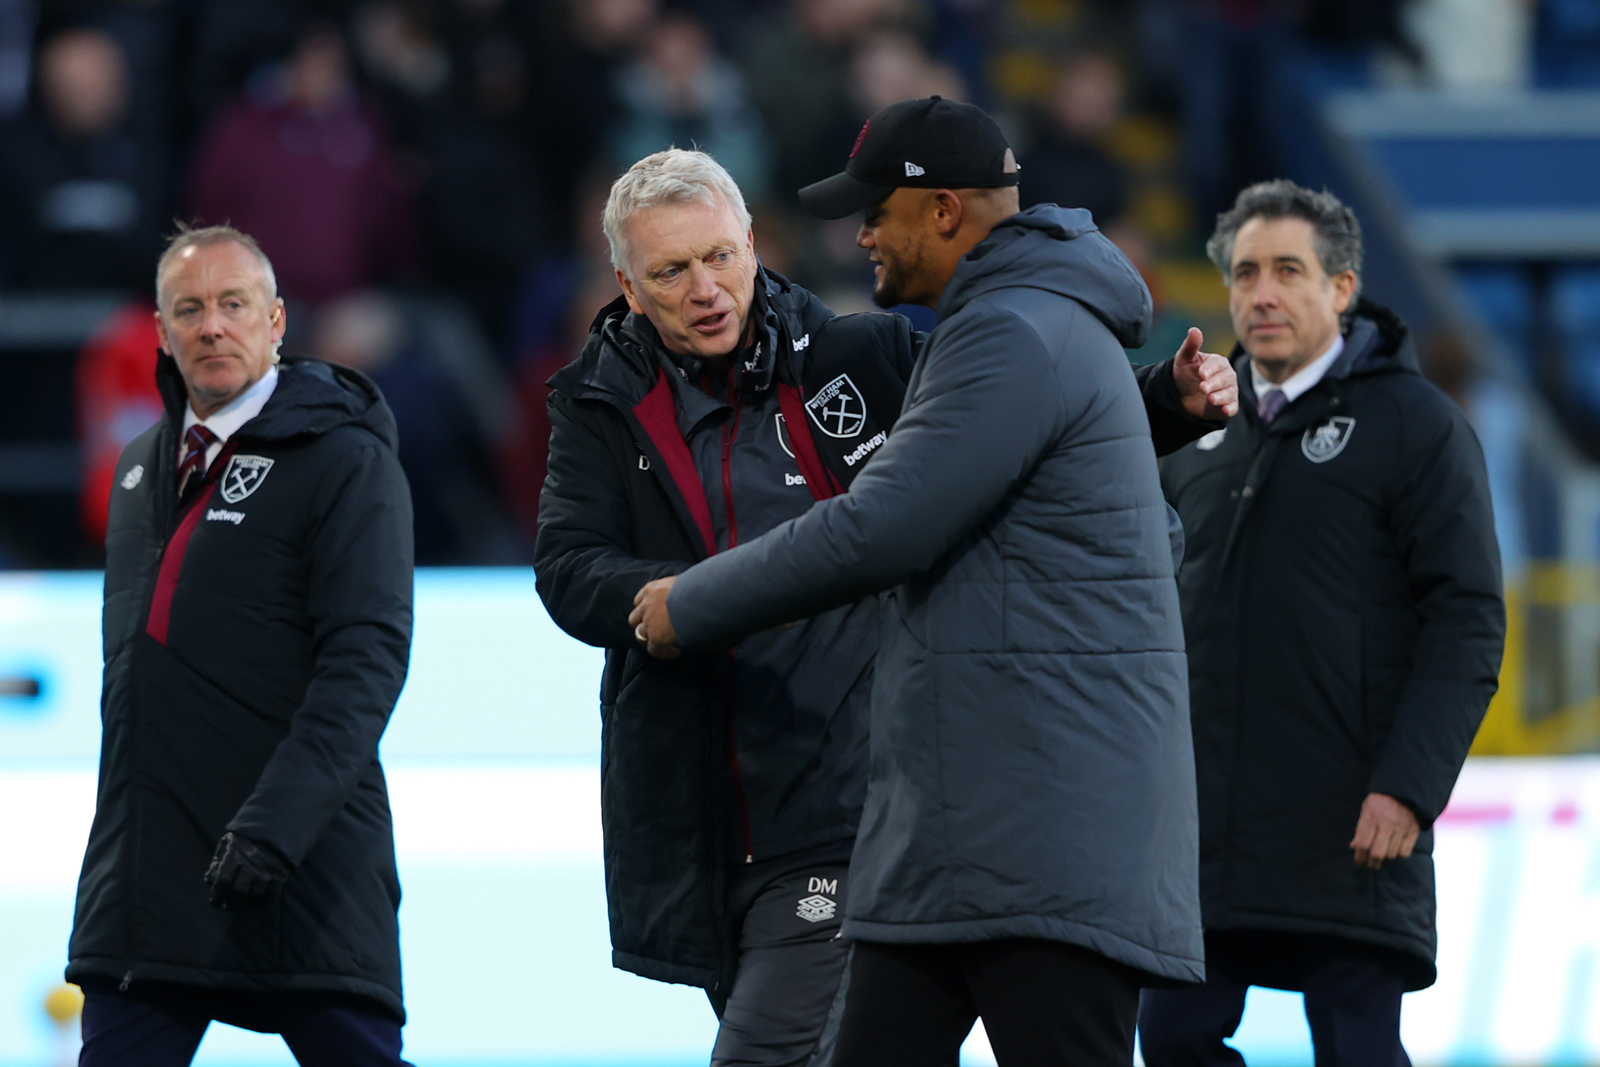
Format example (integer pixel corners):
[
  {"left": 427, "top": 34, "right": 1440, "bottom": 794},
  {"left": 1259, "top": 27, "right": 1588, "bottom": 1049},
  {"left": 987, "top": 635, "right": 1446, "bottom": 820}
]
[{"left": 0, "top": 0, "right": 1594, "bottom": 567}]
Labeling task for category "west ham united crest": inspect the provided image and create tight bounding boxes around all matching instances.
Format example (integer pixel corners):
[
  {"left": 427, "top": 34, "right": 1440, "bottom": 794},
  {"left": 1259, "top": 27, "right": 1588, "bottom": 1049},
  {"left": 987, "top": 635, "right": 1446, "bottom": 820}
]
[
  {"left": 805, "top": 374, "right": 867, "bottom": 438},
  {"left": 1301, "top": 417, "right": 1355, "bottom": 464},
  {"left": 220, "top": 455, "right": 275, "bottom": 503}
]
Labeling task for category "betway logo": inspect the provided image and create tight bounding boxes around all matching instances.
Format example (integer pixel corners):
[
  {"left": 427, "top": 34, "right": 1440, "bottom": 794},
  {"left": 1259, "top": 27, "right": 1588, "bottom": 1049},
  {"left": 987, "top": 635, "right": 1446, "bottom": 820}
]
[
  {"left": 842, "top": 431, "right": 887, "bottom": 467},
  {"left": 206, "top": 508, "right": 245, "bottom": 525}
]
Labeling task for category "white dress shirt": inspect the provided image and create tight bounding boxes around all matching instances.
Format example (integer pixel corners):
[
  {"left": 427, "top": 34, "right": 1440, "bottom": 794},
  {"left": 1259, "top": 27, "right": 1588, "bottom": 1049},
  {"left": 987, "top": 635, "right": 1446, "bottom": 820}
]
[
  {"left": 1251, "top": 333, "right": 1344, "bottom": 415},
  {"left": 178, "top": 365, "right": 279, "bottom": 472}
]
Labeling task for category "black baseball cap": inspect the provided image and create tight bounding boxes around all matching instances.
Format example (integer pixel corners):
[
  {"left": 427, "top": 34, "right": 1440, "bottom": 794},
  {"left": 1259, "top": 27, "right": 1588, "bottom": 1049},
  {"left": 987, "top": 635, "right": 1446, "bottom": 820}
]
[{"left": 798, "top": 96, "right": 1018, "bottom": 220}]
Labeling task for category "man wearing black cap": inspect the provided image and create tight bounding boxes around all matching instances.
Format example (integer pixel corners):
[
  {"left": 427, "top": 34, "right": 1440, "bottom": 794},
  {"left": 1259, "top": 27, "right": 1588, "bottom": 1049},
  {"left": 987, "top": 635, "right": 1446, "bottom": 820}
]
[{"left": 631, "top": 97, "right": 1208, "bottom": 1064}]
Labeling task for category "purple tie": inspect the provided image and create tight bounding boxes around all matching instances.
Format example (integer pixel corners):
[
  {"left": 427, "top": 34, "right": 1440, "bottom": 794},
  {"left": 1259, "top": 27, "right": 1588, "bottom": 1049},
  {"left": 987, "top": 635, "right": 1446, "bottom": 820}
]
[
  {"left": 1258, "top": 389, "right": 1287, "bottom": 426},
  {"left": 177, "top": 424, "right": 219, "bottom": 505}
]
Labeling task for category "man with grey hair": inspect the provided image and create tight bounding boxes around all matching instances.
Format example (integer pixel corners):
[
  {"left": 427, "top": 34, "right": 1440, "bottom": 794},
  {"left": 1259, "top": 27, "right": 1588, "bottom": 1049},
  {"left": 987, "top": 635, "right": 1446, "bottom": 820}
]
[
  {"left": 536, "top": 144, "right": 1236, "bottom": 1065},
  {"left": 68, "top": 224, "right": 416, "bottom": 1065},
  {"left": 1142, "top": 180, "right": 1505, "bottom": 1065}
]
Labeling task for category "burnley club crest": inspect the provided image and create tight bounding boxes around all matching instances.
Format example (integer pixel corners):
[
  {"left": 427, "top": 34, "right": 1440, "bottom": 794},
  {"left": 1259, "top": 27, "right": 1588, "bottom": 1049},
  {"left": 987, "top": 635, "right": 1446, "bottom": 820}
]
[{"left": 1301, "top": 417, "right": 1355, "bottom": 464}]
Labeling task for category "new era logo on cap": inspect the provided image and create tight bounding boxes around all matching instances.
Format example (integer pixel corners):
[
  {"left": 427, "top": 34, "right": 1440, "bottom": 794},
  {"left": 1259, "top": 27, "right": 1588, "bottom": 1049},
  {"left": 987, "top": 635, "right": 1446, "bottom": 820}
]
[{"left": 799, "top": 96, "right": 1018, "bottom": 219}]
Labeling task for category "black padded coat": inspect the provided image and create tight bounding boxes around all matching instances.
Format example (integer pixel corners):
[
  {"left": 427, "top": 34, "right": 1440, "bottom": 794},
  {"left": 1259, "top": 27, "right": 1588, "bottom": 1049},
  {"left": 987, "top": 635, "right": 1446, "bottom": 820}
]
[
  {"left": 1158, "top": 302, "right": 1505, "bottom": 990},
  {"left": 68, "top": 354, "right": 414, "bottom": 1020}
]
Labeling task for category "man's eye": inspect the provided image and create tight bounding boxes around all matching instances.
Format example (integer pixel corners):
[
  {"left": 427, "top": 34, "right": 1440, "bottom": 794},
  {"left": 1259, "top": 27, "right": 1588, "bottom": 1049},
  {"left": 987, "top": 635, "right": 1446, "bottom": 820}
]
[{"left": 657, "top": 268, "right": 680, "bottom": 281}]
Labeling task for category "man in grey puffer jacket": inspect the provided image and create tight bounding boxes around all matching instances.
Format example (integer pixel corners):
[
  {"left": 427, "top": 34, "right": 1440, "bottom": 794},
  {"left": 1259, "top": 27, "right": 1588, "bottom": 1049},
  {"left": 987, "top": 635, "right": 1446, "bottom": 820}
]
[{"left": 632, "top": 97, "right": 1206, "bottom": 1066}]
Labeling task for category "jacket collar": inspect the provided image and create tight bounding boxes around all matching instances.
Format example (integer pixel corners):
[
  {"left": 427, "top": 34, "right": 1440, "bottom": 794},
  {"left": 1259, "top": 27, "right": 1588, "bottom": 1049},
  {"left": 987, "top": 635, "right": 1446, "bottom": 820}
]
[{"left": 156, "top": 351, "right": 397, "bottom": 448}]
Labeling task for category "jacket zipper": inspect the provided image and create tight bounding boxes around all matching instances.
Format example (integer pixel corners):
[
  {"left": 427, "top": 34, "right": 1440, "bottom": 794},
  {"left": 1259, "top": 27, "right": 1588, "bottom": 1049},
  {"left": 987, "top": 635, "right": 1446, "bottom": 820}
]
[
  {"left": 720, "top": 366, "right": 742, "bottom": 551},
  {"left": 719, "top": 366, "right": 753, "bottom": 862},
  {"left": 724, "top": 650, "right": 754, "bottom": 863}
]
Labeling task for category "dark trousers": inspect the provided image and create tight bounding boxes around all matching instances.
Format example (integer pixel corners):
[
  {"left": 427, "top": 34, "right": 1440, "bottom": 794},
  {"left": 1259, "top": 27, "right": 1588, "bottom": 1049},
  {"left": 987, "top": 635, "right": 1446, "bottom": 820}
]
[
  {"left": 710, "top": 851, "right": 852, "bottom": 1067},
  {"left": 831, "top": 939, "right": 1141, "bottom": 1067},
  {"left": 79, "top": 984, "right": 412, "bottom": 1067},
  {"left": 1139, "top": 934, "right": 1411, "bottom": 1067}
]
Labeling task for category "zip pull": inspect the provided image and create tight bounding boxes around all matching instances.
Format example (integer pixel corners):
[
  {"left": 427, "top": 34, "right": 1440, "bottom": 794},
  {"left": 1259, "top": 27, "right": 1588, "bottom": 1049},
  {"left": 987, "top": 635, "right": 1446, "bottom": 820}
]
[
  {"left": 745, "top": 853, "right": 754, "bottom": 864},
  {"left": 119, "top": 970, "right": 132, "bottom": 992}
]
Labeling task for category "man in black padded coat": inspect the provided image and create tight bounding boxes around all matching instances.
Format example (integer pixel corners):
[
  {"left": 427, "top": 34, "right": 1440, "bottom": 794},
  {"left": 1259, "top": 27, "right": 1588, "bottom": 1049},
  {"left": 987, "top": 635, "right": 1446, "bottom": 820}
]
[
  {"left": 70, "top": 225, "right": 415, "bottom": 1067},
  {"left": 535, "top": 146, "right": 1238, "bottom": 1066},
  {"left": 1143, "top": 181, "right": 1505, "bottom": 1067}
]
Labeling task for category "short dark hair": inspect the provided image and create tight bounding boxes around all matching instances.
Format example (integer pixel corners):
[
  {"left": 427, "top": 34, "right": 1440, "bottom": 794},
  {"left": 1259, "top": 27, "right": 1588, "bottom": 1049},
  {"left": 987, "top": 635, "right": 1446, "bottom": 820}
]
[{"left": 1206, "top": 180, "right": 1363, "bottom": 312}]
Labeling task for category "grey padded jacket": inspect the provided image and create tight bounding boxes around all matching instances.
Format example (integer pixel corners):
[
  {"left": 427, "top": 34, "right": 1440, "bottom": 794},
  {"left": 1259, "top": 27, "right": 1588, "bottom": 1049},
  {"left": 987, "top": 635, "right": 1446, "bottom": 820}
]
[{"left": 667, "top": 205, "right": 1205, "bottom": 985}]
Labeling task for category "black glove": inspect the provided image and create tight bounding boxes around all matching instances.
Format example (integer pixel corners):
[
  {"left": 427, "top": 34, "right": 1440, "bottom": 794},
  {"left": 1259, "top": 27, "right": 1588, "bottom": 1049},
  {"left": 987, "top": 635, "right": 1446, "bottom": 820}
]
[{"left": 204, "top": 831, "right": 293, "bottom": 911}]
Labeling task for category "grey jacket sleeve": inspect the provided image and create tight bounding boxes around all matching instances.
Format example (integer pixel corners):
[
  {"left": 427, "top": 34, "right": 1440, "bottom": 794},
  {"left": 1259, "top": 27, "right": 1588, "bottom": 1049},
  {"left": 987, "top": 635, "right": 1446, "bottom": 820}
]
[{"left": 669, "top": 306, "right": 1065, "bottom": 651}]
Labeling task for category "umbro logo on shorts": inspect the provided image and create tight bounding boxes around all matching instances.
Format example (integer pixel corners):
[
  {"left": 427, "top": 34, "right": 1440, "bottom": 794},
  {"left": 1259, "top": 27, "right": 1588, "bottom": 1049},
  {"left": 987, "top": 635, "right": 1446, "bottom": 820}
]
[{"left": 796, "top": 894, "right": 836, "bottom": 923}]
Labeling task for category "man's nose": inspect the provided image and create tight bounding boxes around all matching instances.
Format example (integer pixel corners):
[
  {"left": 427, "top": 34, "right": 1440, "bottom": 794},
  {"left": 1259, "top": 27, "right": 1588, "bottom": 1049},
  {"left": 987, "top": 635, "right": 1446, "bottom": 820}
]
[
  {"left": 857, "top": 224, "right": 874, "bottom": 249},
  {"left": 200, "top": 304, "right": 225, "bottom": 337},
  {"left": 687, "top": 263, "right": 718, "bottom": 303},
  {"left": 1251, "top": 277, "right": 1281, "bottom": 309}
]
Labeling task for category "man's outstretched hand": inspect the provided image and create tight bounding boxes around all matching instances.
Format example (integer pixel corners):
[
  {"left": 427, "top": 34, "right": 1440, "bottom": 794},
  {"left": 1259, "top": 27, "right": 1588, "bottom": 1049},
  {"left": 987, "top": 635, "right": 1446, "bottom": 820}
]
[
  {"left": 1173, "top": 327, "right": 1239, "bottom": 420},
  {"left": 630, "top": 577, "right": 681, "bottom": 659},
  {"left": 1350, "top": 793, "right": 1421, "bottom": 870},
  {"left": 205, "top": 831, "right": 292, "bottom": 910}
]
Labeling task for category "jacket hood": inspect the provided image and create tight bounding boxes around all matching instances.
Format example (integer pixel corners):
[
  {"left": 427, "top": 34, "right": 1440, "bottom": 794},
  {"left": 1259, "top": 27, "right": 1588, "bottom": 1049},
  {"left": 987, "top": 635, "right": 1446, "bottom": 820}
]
[
  {"left": 936, "top": 205, "right": 1153, "bottom": 348},
  {"left": 549, "top": 265, "right": 834, "bottom": 405},
  {"left": 1335, "top": 298, "right": 1417, "bottom": 379},
  {"left": 157, "top": 353, "right": 399, "bottom": 450}
]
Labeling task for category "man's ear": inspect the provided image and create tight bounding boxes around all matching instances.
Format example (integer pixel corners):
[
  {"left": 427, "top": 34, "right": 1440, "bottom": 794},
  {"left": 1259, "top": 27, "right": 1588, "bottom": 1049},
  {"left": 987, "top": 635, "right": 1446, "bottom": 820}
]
[
  {"left": 269, "top": 299, "right": 287, "bottom": 343},
  {"left": 931, "top": 189, "right": 964, "bottom": 238},
  {"left": 153, "top": 308, "right": 169, "bottom": 355},
  {"left": 1331, "top": 270, "right": 1358, "bottom": 315},
  {"left": 617, "top": 269, "right": 644, "bottom": 316}
]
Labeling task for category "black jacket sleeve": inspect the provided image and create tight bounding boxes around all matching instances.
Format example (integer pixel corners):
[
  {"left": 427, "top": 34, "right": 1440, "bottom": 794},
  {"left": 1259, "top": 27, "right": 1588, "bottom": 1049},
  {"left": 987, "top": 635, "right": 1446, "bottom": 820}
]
[
  {"left": 1135, "top": 359, "right": 1225, "bottom": 456},
  {"left": 1367, "top": 396, "right": 1505, "bottom": 827},
  {"left": 227, "top": 436, "right": 415, "bottom": 865},
  {"left": 534, "top": 392, "right": 688, "bottom": 649}
]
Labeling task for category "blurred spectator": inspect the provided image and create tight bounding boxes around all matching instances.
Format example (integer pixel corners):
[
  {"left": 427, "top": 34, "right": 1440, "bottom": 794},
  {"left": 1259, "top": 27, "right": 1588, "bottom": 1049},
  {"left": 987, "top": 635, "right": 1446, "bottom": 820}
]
[
  {"left": 527, "top": 0, "right": 656, "bottom": 245},
  {"left": 187, "top": 0, "right": 323, "bottom": 133},
  {"left": 1404, "top": 0, "right": 1533, "bottom": 88},
  {"left": 1172, "top": 0, "right": 1292, "bottom": 225},
  {"left": 0, "top": 0, "right": 33, "bottom": 119},
  {"left": 504, "top": 170, "right": 619, "bottom": 536},
  {"left": 740, "top": 0, "right": 906, "bottom": 205},
  {"left": 848, "top": 29, "right": 966, "bottom": 116},
  {"left": 0, "top": 26, "right": 166, "bottom": 290},
  {"left": 313, "top": 289, "right": 517, "bottom": 563},
  {"left": 187, "top": 19, "right": 420, "bottom": 305},
  {"left": 78, "top": 0, "right": 185, "bottom": 146},
  {"left": 74, "top": 303, "right": 162, "bottom": 545},
  {"left": 1019, "top": 53, "right": 1130, "bottom": 229},
  {"left": 609, "top": 11, "right": 773, "bottom": 203},
  {"left": 355, "top": 0, "right": 546, "bottom": 348}
]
